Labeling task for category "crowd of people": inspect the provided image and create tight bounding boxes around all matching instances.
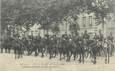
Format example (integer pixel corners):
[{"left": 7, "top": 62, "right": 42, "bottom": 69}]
[{"left": 0, "top": 30, "right": 115, "bottom": 64}]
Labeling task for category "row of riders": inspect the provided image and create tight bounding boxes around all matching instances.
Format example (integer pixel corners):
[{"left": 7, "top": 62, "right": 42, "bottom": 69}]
[{"left": 1, "top": 30, "right": 114, "bottom": 64}]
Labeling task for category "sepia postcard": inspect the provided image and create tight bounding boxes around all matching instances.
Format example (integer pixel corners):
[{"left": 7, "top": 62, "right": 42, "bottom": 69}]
[{"left": 0, "top": 0, "right": 115, "bottom": 71}]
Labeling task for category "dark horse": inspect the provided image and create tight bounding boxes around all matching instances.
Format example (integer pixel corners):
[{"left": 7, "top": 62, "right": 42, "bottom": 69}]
[
  {"left": 12, "top": 38, "right": 23, "bottom": 59},
  {"left": 88, "top": 40, "right": 110, "bottom": 64},
  {"left": 58, "top": 38, "right": 68, "bottom": 61},
  {"left": 2, "top": 36, "right": 13, "bottom": 53},
  {"left": 89, "top": 40, "right": 99, "bottom": 64},
  {"left": 48, "top": 37, "right": 59, "bottom": 59}
]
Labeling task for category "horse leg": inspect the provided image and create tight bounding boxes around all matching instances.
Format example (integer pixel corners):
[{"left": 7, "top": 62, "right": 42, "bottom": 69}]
[
  {"left": 7, "top": 46, "right": 11, "bottom": 53},
  {"left": 107, "top": 53, "right": 110, "bottom": 63},
  {"left": 90, "top": 51, "right": 94, "bottom": 60},
  {"left": 93, "top": 54, "right": 97, "bottom": 64},
  {"left": 63, "top": 53, "right": 66, "bottom": 59},
  {"left": 49, "top": 50, "right": 52, "bottom": 59},
  {"left": 37, "top": 47, "right": 40, "bottom": 56},
  {"left": 79, "top": 54, "right": 82, "bottom": 63},
  {"left": 66, "top": 52, "right": 69, "bottom": 62},
  {"left": 54, "top": 51, "right": 57, "bottom": 58},
  {"left": 14, "top": 49, "right": 17, "bottom": 59},
  {"left": 52, "top": 51, "right": 55, "bottom": 58},
  {"left": 20, "top": 48, "right": 23, "bottom": 58},
  {"left": 7, "top": 47, "right": 9, "bottom": 53},
  {"left": 27, "top": 48, "right": 30, "bottom": 55},
  {"left": 34, "top": 50, "right": 38, "bottom": 56},
  {"left": 60, "top": 52, "right": 62, "bottom": 60},
  {"left": 107, "top": 48, "right": 110, "bottom": 63},
  {"left": 29, "top": 47, "right": 33, "bottom": 55},
  {"left": 49, "top": 53, "right": 52, "bottom": 59},
  {"left": 5, "top": 47, "right": 7, "bottom": 53},
  {"left": 27, "top": 50, "right": 30, "bottom": 55},
  {"left": 85, "top": 50, "right": 90, "bottom": 59},
  {"left": 73, "top": 52, "right": 77, "bottom": 60},
  {"left": 82, "top": 52, "right": 85, "bottom": 64},
  {"left": 69, "top": 52, "right": 72, "bottom": 62},
  {"left": 66, "top": 51, "right": 72, "bottom": 62},
  {"left": 18, "top": 48, "right": 21, "bottom": 59},
  {"left": 34, "top": 47, "right": 38, "bottom": 56},
  {"left": 1, "top": 47, "right": 3, "bottom": 53},
  {"left": 76, "top": 52, "right": 79, "bottom": 59},
  {"left": 51, "top": 49, "right": 55, "bottom": 58},
  {"left": 110, "top": 48, "right": 112, "bottom": 56},
  {"left": 110, "top": 47, "right": 114, "bottom": 56},
  {"left": 41, "top": 48, "right": 45, "bottom": 58},
  {"left": 105, "top": 53, "right": 108, "bottom": 64},
  {"left": 14, "top": 47, "right": 17, "bottom": 59},
  {"left": 41, "top": 51, "right": 44, "bottom": 57},
  {"left": 54, "top": 49, "right": 58, "bottom": 58}
]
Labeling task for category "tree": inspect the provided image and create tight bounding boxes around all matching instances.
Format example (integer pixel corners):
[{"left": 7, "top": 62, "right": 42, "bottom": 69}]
[
  {"left": 1, "top": 0, "right": 114, "bottom": 37},
  {"left": 68, "top": 16, "right": 80, "bottom": 36},
  {"left": 51, "top": 22, "right": 60, "bottom": 35}
]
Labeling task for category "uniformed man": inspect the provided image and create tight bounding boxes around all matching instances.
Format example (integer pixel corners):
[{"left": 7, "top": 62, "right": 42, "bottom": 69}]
[
  {"left": 107, "top": 32, "right": 114, "bottom": 42},
  {"left": 83, "top": 30, "right": 90, "bottom": 40},
  {"left": 93, "top": 33, "right": 99, "bottom": 41},
  {"left": 98, "top": 30, "right": 104, "bottom": 42}
]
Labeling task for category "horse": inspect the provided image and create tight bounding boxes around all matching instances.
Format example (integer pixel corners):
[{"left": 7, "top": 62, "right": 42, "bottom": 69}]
[
  {"left": 108, "top": 41, "right": 114, "bottom": 56},
  {"left": 89, "top": 40, "right": 100, "bottom": 64},
  {"left": 102, "top": 40, "right": 112, "bottom": 64},
  {"left": 65, "top": 38, "right": 79, "bottom": 62},
  {"left": 11, "top": 38, "right": 23, "bottom": 59},
  {"left": 58, "top": 38, "right": 68, "bottom": 61},
  {"left": 48, "top": 36, "right": 59, "bottom": 59},
  {"left": 2, "top": 36, "right": 13, "bottom": 53},
  {"left": 37, "top": 38, "right": 47, "bottom": 57}
]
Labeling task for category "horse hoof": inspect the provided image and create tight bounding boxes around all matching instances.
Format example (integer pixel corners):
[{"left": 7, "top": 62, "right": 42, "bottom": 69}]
[
  {"left": 49, "top": 57, "right": 51, "bottom": 59},
  {"left": 93, "top": 61, "right": 96, "bottom": 64},
  {"left": 66, "top": 60, "right": 70, "bottom": 62},
  {"left": 41, "top": 55, "right": 44, "bottom": 58}
]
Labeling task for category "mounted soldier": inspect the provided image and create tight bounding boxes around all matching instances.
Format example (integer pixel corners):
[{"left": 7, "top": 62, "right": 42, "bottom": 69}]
[
  {"left": 21, "top": 36, "right": 28, "bottom": 54},
  {"left": 89, "top": 38, "right": 98, "bottom": 64},
  {"left": 66, "top": 35, "right": 78, "bottom": 61},
  {"left": 82, "top": 30, "right": 90, "bottom": 49},
  {"left": 83, "top": 30, "right": 90, "bottom": 40},
  {"left": 107, "top": 32, "right": 114, "bottom": 56},
  {"left": 77, "top": 35, "right": 85, "bottom": 63},
  {"left": 48, "top": 35, "right": 58, "bottom": 59},
  {"left": 93, "top": 33, "right": 99, "bottom": 41},
  {"left": 36, "top": 35, "right": 41, "bottom": 56},
  {"left": 96, "top": 30, "right": 104, "bottom": 56},
  {"left": 44, "top": 35, "right": 49, "bottom": 55},
  {"left": 37, "top": 34, "right": 50, "bottom": 57},
  {"left": 12, "top": 34, "right": 23, "bottom": 59},
  {"left": 44, "top": 34, "right": 50, "bottom": 47},
  {"left": 3, "top": 35, "right": 13, "bottom": 53},
  {"left": 32, "top": 36, "right": 38, "bottom": 56},
  {"left": 107, "top": 32, "right": 114, "bottom": 43},
  {"left": 58, "top": 34, "right": 68, "bottom": 60},
  {"left": 26, "top": 35, "right": 33, "bottom": 55},
  {"left": 102, "top": 38, "right": 111, "bottom": 64},
  {"left": 98, "top": 30, "right": 104, "bottom": 42}
]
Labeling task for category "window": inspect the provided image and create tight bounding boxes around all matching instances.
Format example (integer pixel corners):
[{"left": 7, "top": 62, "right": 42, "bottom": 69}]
[
  {"left": 89, "top": 16, "right": 92, "bottom": 27},
  {"left": 82, "top": 16, "right": 86, "bottom": 27}
]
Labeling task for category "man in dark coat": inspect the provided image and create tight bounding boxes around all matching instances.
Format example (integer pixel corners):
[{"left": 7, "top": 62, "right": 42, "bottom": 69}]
[
  {"left": 83, "top": 30, "right": 90, "bottom": 40},
  {"left": 107, "top": 32, "right": 114, "bottom": 42}
]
